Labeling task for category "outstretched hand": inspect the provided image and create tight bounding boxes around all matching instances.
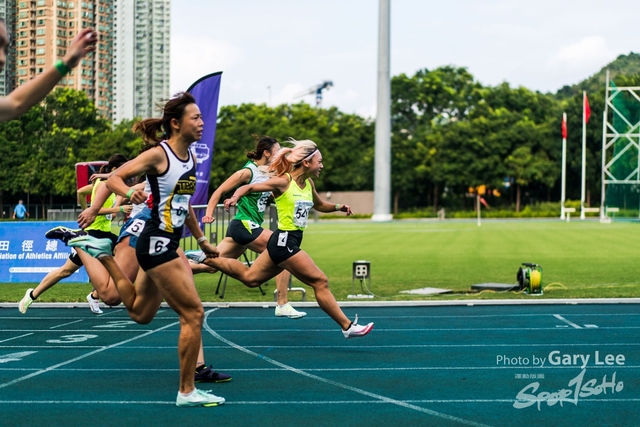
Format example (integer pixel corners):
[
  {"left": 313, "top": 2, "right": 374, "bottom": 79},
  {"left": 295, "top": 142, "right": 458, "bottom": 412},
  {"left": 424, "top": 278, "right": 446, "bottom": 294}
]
[
  {"left": 223, "top": 196, "right": 238, "bottom": 211},
  {"left": 64, "top": 29, "right": 98, "bottom": 69},
  {"left": 338, "top": 204, "right": 353, "bottom": 216},
  {"left": 200, "top": 241, "right": 219, "bottom": 258},
  {"left": 201, "top": 215, "right": 215, "bottom": 224},
  {"left": 77, "top": 209, "right": 97, "bottom": 230}
]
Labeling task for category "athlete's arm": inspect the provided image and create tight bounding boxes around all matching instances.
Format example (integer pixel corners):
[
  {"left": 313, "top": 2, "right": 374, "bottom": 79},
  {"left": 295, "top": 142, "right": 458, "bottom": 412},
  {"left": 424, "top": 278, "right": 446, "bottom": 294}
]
[
  {"left": 185, "top": 204, "right": 219, "bottom": 258},
  {"left": 309, "top": 179, "right": 352, "bottom": 215},
  {"left": 202, "top": 168, "right": 252, "bottom": 223},
  {"left": 106, "top": 147, "right": 164, "bottom": 204},
  {"left": 224, "top": 175, "right": 290, "bottom": 210},
  {"left": 0, "top": 29, "right": 97, "bottom": 122},
  {"left": 76, "top": 184, "right": 94, "bottom": 210}
]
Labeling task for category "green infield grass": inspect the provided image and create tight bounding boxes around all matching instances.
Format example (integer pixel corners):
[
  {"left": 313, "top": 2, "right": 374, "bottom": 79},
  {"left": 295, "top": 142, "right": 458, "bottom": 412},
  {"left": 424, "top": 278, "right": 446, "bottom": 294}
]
[{"left": 2, "top": 219, "right": 639, "bottom": 302}]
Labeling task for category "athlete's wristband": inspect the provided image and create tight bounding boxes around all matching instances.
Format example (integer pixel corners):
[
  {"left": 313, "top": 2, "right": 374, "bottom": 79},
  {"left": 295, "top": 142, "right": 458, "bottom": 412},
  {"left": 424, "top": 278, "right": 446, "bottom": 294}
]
[
  {"left": 126, "top": 188, "right": 135, "bottom": 198},
  {"left": 197, "top": 236, "right": 208, "bottom": 244},
  {"left": 335, "top": 204, "right": 340, "bottom": 211},
  {"left": 119, "top": 206, "right": 124, "bottom": 213},
  {"left": 55, "top": 59, "right": 70, "bottom": 76}
]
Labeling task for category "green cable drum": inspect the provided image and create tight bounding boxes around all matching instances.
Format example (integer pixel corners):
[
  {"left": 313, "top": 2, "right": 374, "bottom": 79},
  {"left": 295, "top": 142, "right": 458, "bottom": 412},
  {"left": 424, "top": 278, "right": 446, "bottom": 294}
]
[{"left": 517, "top": 263, "right": 543, "bottom": 295}]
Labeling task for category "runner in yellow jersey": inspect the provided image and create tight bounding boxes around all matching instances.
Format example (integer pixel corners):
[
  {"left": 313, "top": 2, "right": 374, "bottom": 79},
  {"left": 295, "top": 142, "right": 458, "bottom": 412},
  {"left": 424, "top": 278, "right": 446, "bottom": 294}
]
[
  {"left": 197, "top": 135, "right": 305, "bottom": 318},
  {"left": 202, "top": 139, "right": 373, "bottom": 338}
]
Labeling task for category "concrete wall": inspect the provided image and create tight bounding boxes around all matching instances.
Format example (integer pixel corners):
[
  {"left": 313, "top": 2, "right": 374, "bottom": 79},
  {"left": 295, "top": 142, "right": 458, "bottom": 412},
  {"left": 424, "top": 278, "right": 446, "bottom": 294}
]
[{"left": 316, "top": 191, "right": 374, "bottom": 216}]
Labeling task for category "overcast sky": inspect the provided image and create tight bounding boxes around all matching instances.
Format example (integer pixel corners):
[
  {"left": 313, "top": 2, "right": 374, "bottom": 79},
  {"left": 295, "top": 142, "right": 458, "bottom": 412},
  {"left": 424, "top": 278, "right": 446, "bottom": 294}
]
[{"left": 170, "top": 0, "right": 640, "bottom": 118}]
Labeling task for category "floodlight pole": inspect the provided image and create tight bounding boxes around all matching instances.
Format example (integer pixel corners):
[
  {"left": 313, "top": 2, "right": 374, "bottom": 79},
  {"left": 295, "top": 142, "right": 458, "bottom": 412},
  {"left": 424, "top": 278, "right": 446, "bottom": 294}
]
[
  {"left": 372, "top": 0, "right": 393, "bottom": 222},
  {"left": 600, "top": 70, "right": 610, "bottom": 221},
  {"left": 560, "top": 112, "right": 567, "bottom": 220},
  {"left": 580, "top": 91, "right": 587, "bottom": 220}
]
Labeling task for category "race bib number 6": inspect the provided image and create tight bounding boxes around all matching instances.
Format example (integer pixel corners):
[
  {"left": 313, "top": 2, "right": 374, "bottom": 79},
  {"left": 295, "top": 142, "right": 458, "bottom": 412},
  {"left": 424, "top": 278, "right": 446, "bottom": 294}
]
[{"left": 149, "top": 236, "right": 170, "bottom": 256}]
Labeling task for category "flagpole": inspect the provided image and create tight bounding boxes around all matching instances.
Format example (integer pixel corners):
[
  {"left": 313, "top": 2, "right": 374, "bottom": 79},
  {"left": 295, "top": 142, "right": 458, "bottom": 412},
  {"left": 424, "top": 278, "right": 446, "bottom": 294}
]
[
  {"left": 580, "top": 91, "right": 587, "bottom": 220},
  {"left": 561, "top": 112, "right": 567, "bottom": 220}
]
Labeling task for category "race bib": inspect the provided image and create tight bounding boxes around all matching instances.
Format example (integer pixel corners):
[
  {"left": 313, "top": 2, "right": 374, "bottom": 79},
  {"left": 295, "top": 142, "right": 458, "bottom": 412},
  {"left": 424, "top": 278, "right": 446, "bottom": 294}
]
[
  {"left": 293, "top": 200, "right": 314, "bottom": 228},
  {"left": 277, "top": 231, "right": 288, "bottom": 247},
  {"left": 171, "top": 194, "right": 190, "bottom": 227},
  {"left": 149, "top": 236, "right": 170, "bottom": 256},
  {"left": 124, "top": 218, "right": 146, "bottom": 237},
  {"left": 257, "top": 192, "right": 270, "bottom": 213}
]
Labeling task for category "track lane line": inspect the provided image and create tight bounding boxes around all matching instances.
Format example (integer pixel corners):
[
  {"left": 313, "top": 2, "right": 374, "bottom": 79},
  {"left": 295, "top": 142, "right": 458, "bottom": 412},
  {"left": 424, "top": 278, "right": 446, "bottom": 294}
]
[{"left": 203, "top": 309, "right": 494, "bottom": 427}]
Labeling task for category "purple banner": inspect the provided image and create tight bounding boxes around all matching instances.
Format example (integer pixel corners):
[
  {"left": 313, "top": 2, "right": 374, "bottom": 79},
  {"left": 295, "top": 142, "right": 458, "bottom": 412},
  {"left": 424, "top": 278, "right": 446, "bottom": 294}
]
[{"left": 187, "top": 72, "right": 222, "bottom": 206}]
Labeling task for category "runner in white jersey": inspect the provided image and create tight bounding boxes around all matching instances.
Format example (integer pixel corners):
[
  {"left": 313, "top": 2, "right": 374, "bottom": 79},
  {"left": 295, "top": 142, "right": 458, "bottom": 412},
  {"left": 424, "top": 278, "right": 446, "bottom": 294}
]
[
  {"left": 199, "top": 135, "right": 305, "bottom": 318},
  {"left": 71, "top": 92, "right": 226, "bottom": 407}
]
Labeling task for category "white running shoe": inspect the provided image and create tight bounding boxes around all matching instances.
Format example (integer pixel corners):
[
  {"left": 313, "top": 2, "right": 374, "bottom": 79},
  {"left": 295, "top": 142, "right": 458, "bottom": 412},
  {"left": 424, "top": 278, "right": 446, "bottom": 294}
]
[
  {"left": 19, "top": 288, "right": 34, "bottom": 314},
  {"left": 275, "top": 303, "right": 307, "bottom": 319},
  {"left": 185, "top": 250, "right": 206, "bottom": 264},
  {"left": 86, "top": 293, "right": 103, "bottom": 314},
  {"left": 176, "top": 389, "right": 225, "bottom": 407},
  {"left": 342, "top": 314, "right": 374, "bottom": 339}
]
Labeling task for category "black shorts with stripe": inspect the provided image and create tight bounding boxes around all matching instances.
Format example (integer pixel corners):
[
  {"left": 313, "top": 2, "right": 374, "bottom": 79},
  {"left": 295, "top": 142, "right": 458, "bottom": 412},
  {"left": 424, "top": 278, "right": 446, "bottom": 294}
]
[
  {"left": 266, "top": 229, "right": 303, "bottom": 265},
  {"left": 135, "top": 220, "right": 182, "bottom": 271}
]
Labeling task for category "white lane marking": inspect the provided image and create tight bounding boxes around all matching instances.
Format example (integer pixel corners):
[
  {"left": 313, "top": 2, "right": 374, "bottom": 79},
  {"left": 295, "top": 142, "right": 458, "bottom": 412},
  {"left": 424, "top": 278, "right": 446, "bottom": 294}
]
[
  {"left": 584, "top": 324, "right": 599, "bottom": 328},
  {"left": 0, "top": 351, "right": 37, "bottom": 363},
  {"left": 0, "top": 334, "right": 33, "bottom": 343},
  {"left": 553, "top": 314, "right": 582, "bottom": 329},
  {"left": 203, "top": 309, "right": 493, "bottom": 427},
  {"left": 97, "top": 309, "right": 125, "bottom": 317},
  {"left": 50, "top": 319, "right": 83, "bottom": 329},
  {"left": 0, "top": 320, "right": 179, "bottom": 390},
  {"left": 0, "top": 398, "right": 639, "bottom": 405}
]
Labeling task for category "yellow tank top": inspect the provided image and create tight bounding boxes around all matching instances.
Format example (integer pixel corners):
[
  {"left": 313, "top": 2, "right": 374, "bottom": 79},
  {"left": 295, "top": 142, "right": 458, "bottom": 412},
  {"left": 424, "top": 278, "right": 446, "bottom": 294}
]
[
  {"left": 86, "top": 179, "right": 116, "bottom": 232},
  {"left": 274, "top": 174, "right": 314, "bottom": 231}
]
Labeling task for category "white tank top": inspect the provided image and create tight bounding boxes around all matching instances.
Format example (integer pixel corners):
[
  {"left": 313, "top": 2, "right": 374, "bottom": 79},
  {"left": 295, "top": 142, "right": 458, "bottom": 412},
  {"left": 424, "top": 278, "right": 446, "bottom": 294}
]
[{"left": 146, "top": 141, "right": 196, "bottom": 233}]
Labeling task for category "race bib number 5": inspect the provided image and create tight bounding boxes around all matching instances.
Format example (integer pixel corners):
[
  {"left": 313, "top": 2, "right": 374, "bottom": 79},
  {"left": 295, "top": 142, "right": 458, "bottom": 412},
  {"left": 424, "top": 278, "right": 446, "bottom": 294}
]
[{"left": 125, "top": 218, "right": 146, "bottom": 237}]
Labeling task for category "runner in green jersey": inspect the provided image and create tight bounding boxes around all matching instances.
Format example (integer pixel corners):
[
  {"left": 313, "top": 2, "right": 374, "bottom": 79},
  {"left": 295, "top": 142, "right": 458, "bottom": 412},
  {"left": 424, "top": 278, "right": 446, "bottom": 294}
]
[
  {"left": 200, "top": 135, "right": 305, "bottom": 318},
  {"left": 202, "top": 139, "right": 374, "bottom": 339}
]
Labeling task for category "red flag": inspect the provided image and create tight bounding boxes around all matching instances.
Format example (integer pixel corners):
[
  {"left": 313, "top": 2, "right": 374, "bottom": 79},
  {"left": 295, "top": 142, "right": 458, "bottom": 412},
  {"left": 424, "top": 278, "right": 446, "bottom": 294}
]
[
  {"left": 584, "top": 93, "right": 591, "bottom": 124},
  {"left": 561, "top": 114, "right": 567, "bottom": 139},
  {"left": 479, "top": 197, "right": 490, "bottom": 209}
]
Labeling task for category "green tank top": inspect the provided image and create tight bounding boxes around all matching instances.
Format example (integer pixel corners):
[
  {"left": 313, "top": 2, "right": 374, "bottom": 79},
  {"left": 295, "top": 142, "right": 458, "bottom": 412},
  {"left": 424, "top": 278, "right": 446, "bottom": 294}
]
[
  {"left": 234, "top": 161, "right": 271, "bottom": 225},
  {"left": 86, "top": 179, "right": 116, "bottom": 232},
  {"left": 274, "top": 174, "right": 314, "bottom": 231}
]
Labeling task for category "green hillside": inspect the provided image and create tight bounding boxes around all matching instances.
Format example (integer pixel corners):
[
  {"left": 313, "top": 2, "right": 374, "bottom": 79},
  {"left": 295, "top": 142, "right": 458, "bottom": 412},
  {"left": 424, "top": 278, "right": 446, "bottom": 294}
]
[{"left": 555, "top": 52, "right": 640, "bottom": 99}]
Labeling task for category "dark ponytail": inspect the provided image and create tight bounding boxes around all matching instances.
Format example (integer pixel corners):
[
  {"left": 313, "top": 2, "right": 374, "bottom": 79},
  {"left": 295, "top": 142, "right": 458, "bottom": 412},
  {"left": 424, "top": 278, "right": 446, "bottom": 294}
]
[
  {"left": 132, "top": 92, "right": 197, "bottom": 144},
  {"left": 99, "top": 153, "right": 129, "bottom": 173},
  {"left": 246, "top": 134, "right": 279, "bottom": 160}
]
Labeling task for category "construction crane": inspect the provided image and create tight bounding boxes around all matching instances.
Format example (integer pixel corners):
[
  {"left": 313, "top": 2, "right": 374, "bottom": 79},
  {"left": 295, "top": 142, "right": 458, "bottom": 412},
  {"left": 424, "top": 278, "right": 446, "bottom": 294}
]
[{"left": 293, "top": 80, "right": 333, "bottom": 107}]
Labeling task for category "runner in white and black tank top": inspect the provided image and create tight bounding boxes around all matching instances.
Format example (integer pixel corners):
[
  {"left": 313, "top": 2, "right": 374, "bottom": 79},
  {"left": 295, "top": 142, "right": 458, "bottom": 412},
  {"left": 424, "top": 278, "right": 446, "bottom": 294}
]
[{"left": 145, "top": 140, "right": 197, "bottom": 233}]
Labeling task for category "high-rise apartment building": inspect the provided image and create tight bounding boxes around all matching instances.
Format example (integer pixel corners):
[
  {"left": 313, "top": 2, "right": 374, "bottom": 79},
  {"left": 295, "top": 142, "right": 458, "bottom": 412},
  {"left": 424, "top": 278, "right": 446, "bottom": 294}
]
[
  {"left": 113, "top": 0, "right": 169, "bottom": 123},
  {"left": 0, "top": 0, "right": 17, "bottom": 97},
  {"left": 13, "top": 0, "right": 113, "bottom": 117}
]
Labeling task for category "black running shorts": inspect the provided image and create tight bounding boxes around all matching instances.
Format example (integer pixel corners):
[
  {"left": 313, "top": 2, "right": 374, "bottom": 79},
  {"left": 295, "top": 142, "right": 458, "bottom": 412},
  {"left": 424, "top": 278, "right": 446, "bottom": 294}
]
[
  {"left": 225, "top": 219, "right": 264, "bottom": 246},
  {"left": 135, "top": 220, "right": 182, "bottom": 271},
  {"left": 266, "top": 229, "right": 303, "bottom": 265}
]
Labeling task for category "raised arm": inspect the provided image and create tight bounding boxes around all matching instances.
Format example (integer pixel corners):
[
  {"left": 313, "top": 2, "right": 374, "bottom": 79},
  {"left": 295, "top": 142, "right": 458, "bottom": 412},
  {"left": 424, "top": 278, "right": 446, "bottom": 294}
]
[
  {"left": 106, "top": 148, "right": 163, "bottom": 204},
  {"left": 202, "top": 168, "right": 252, "bottom": 223},
  {"left": 223, "top": 175, "right": 290, "bottom": 210},
  {"left": 309, "top": 179, "right": 352, "bottom": 215},
  {"left": 0, "top": 28, "right": 97, "bottom": 122}
]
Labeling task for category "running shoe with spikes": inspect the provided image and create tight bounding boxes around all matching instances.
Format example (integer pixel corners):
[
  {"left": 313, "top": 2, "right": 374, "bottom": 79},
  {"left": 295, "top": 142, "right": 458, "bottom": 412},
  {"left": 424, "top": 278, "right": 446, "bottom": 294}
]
[
  {"left": 45, "top": 226, "right": 87, "bottom": 246},
  {"left": 342, "top": 314, "right": 374, "bottom": 339},
  {"left": 176, "top": 389, "right": 225, "bottom": 407},
  {"left": 86, "top": 292, "right": 103, "bottom": 314},
  {"left": 68, "top": 235, "right": 113, "bottom": 259},
  {"left": 18, "top": 288, "right": 34, "bottom": 314},
  {"left": 185, "top": 250, "right": 206, "bottom": 264},
  {"left": 194, "top": 365, "right": 232, "bottom": 383},
  {"left": 275, "top": 302, "right": 307, "bottom": 319}
]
